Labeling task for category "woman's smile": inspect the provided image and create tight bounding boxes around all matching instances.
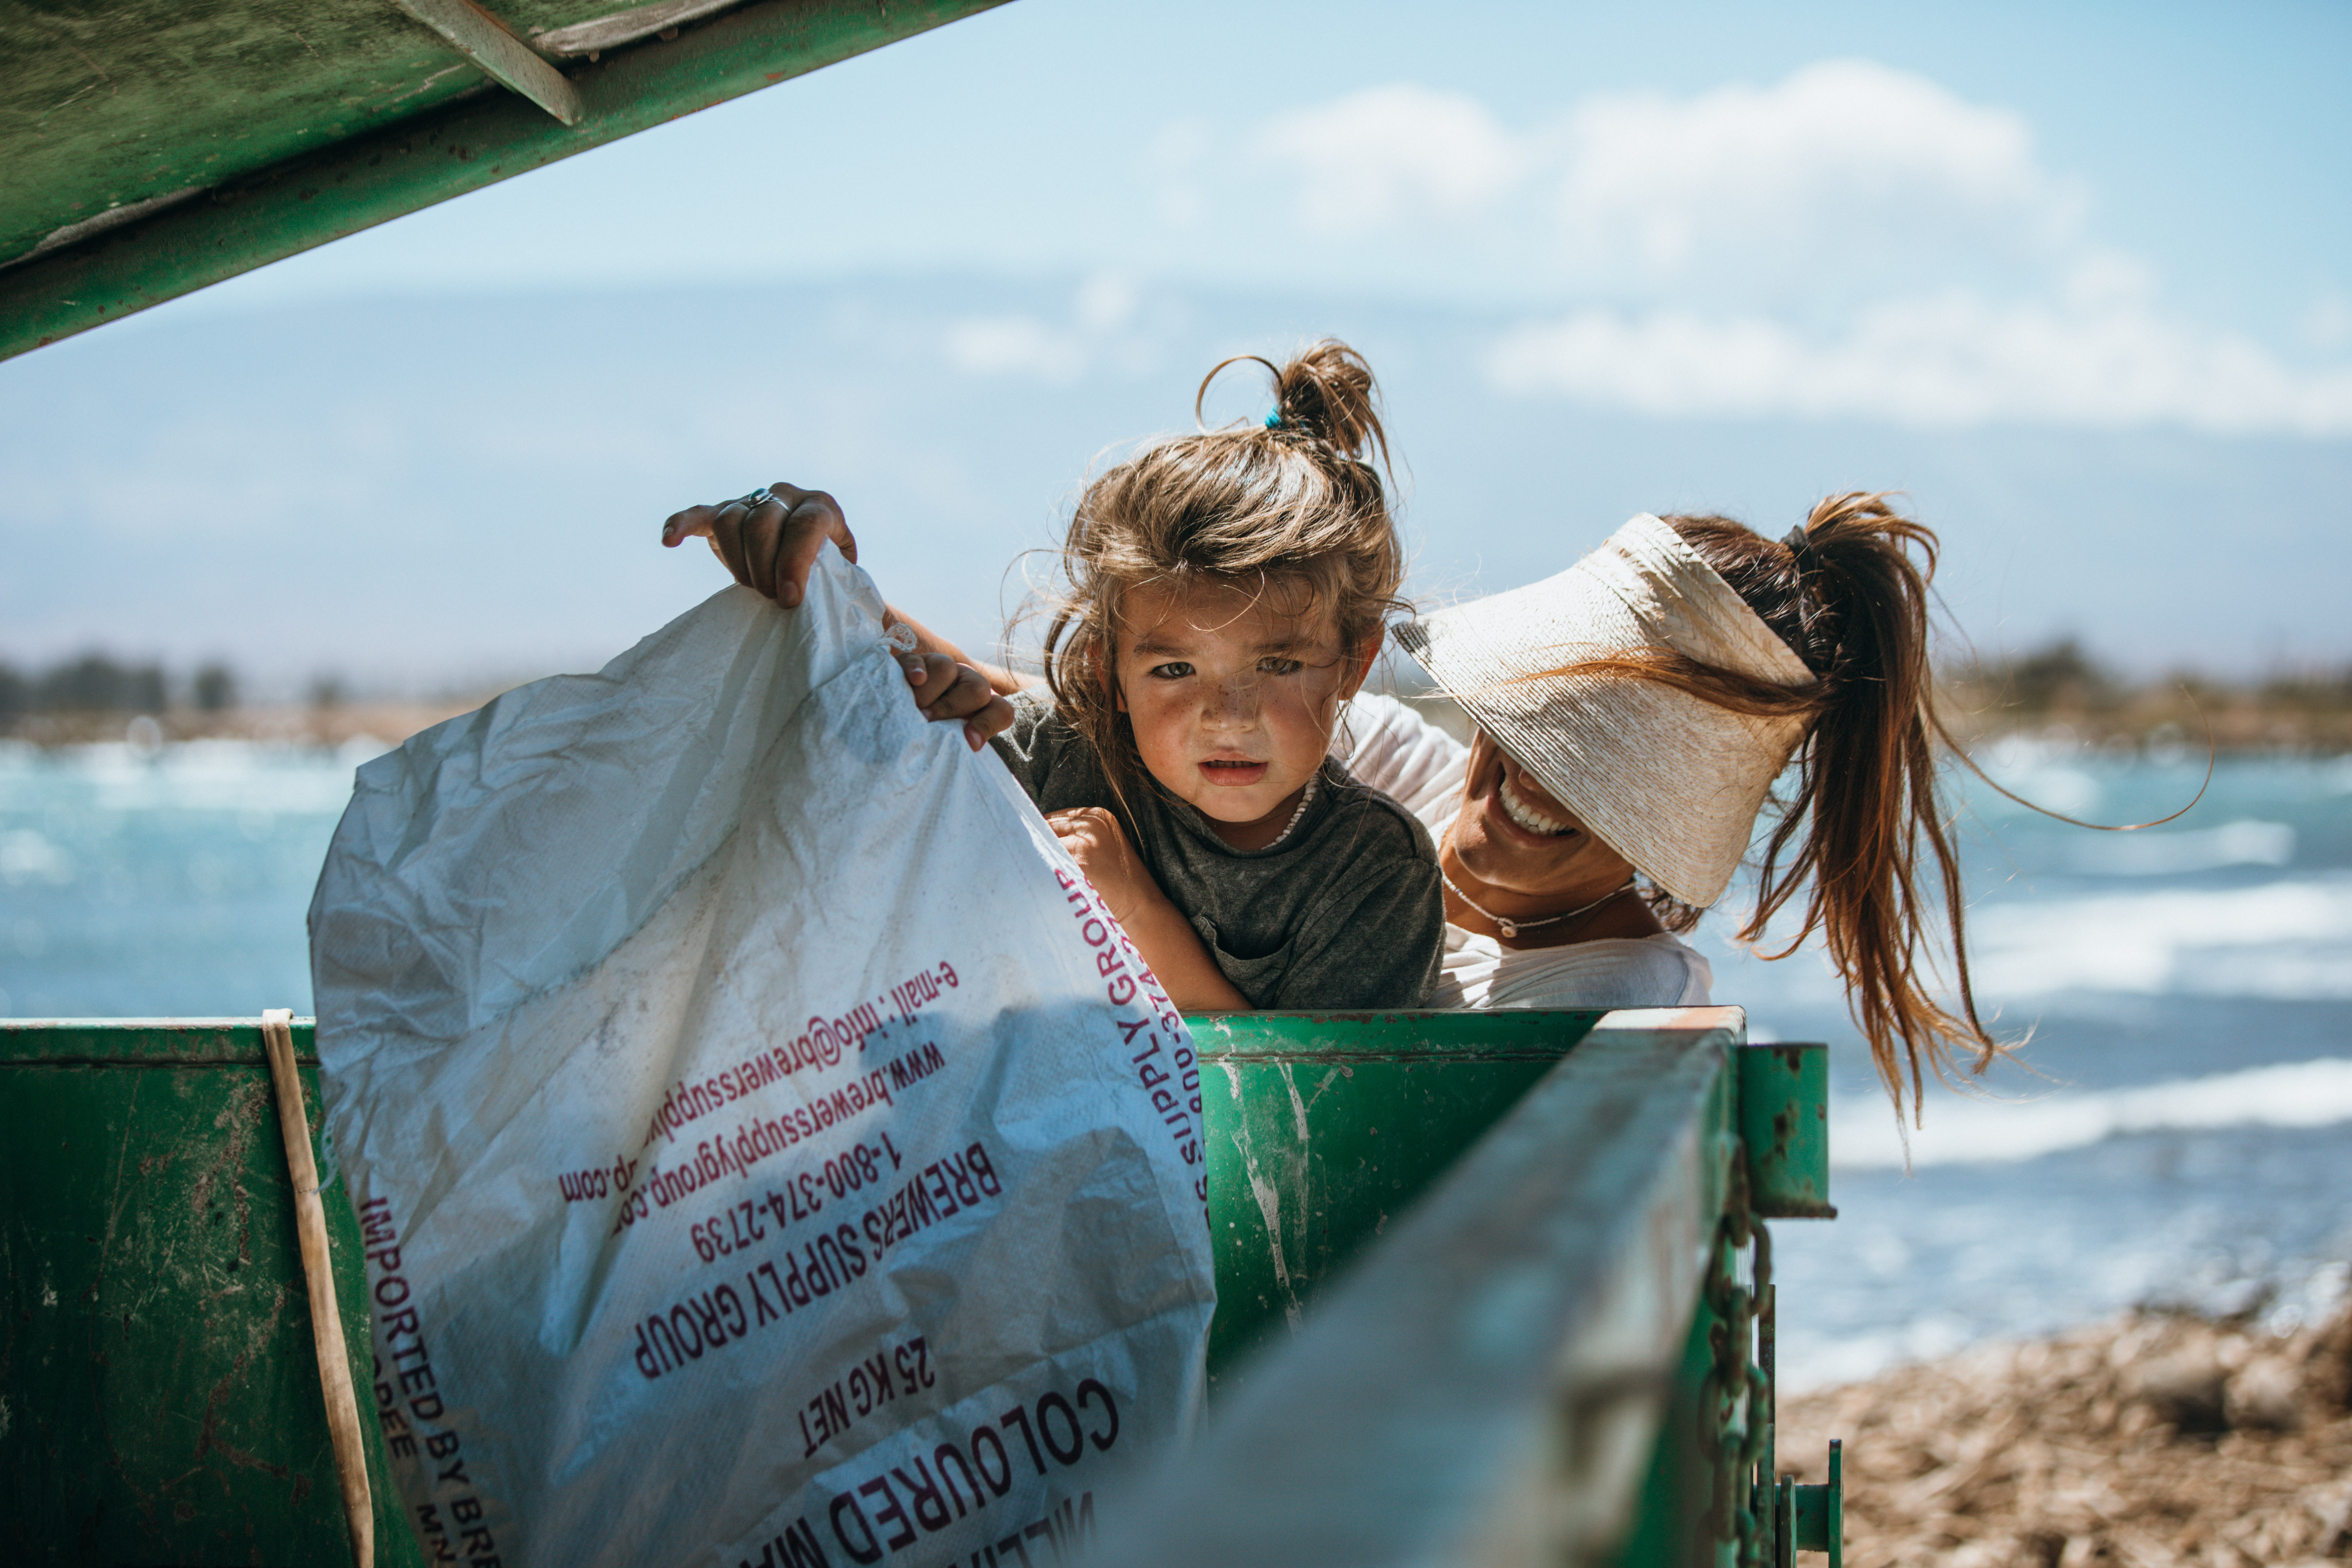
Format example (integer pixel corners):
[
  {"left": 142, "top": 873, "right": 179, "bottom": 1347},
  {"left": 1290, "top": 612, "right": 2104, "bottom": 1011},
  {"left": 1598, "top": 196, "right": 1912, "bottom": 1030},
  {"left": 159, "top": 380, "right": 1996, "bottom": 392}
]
[
  {"left": 1497, "top": 774, "right": 1574, "bottom": 836},
  {"left": 1440, "top": 732, "right": 1654, "bottom": 947},
  {"left": 1476, "top": 758, "right": 1586, "bottom": 853}
]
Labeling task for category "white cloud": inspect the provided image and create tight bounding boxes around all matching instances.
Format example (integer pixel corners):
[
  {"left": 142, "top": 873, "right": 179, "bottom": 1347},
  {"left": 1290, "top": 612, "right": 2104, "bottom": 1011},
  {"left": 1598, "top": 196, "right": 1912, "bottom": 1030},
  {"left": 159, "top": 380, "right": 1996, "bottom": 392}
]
[
  {"left": 1262, "top": 85, "right": 1526, "bottom": 235},
  {"left": 2306, "top": 293, "right": 2352, "bottom": 351},
  {"left": 1553, "top": 59, "right": 2079, "bottom": 279},
  {"left": 1234, "top": 61, "right": 2080, "bottom": 298},
  {"left": 943, "top": 316, "right": 1088, "bottom": 382},
  {"left": 939, "top": 273, "right": 1152, "bottom": 383},
  {"left": 1073, "top": 272, "right": 1140, "bottom": 333},
  {"left": 1147, "top": 64, "right": 2352, "bottom": 436},
  {"left": 1486, "top": 292, "right": 2352, "bottom": 435}
]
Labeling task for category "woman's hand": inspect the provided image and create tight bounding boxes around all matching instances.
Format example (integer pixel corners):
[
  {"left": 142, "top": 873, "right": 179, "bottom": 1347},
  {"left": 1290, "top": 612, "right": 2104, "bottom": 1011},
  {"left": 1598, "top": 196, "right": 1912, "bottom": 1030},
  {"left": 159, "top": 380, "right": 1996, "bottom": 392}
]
[
  {"left": 661, "top": 482, "right": 852, "bottom": 608},
  {"left": 661, "top": 483, "right": 1015, "bottom": 748},
  {"left": 1047, "top": 808, "right": 1249, "bottom": 1013}
]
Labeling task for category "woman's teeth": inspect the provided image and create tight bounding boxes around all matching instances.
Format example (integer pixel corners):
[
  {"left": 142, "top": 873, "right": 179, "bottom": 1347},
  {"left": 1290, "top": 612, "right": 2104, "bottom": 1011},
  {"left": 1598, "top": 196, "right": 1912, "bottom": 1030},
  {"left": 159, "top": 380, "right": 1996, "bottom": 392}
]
[{"left": 1499, "top": 776, "right": 1573, "bottom": 836}]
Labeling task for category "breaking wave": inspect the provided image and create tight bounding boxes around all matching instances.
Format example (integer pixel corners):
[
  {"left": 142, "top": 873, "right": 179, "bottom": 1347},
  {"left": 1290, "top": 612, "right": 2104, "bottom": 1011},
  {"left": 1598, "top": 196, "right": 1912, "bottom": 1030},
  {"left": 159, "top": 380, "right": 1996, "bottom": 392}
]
[
  {"left": 1833, "top": 1056, "right": 2352, "bottom": 1169},
  {"left": 1965, "top": 875, "right": 2352, "bottom": 1002}
]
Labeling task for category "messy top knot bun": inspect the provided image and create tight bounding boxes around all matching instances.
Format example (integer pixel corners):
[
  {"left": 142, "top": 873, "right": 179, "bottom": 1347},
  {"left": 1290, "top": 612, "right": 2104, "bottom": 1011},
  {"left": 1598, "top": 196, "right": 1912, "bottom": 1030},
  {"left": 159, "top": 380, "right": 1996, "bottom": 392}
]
[
  {"left": 1213, "top": 337, "right": 1390, "bottom": 469},
  {"left": 1040, "top": 338, "right": 1409, "bottom": 807}
]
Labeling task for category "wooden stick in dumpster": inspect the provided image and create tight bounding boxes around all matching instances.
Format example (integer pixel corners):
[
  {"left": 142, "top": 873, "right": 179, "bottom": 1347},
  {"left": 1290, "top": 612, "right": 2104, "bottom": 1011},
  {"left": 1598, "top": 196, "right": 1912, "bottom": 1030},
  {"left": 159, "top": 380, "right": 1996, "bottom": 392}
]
[{"left": 262, "top": 1007, "right": 375, "bottom": 1568}]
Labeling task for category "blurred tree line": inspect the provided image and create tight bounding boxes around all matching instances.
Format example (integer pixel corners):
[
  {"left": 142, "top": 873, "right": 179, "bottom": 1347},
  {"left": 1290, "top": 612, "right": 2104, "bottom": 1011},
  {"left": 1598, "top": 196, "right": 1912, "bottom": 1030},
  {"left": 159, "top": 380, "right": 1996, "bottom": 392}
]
[
  {"left": 0, "top": 653, "right": 238, "bottom": 731},
  {"left": 1944, "top": 638, "right": 2352, "bottom": 752},
  {"left": 6, "top": 640, "right": 2346, "bottom": 749}
]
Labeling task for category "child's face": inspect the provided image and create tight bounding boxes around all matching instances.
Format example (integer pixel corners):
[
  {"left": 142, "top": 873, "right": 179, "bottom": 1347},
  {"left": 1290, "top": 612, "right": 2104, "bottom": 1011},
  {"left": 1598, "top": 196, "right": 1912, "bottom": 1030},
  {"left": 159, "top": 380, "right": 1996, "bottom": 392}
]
[{"left": 1114, "top": 580, "right": 1372, "bottom": 838}]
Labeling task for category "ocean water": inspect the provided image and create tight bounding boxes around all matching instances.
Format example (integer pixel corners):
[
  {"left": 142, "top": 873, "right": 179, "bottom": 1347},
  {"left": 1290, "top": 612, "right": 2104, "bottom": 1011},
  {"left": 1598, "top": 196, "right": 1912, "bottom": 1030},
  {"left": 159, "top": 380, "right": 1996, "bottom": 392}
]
[
  {"left": 1717, "top": 742, "right": 2352, "bottom": 1391},
  {"left": 0, "top": 736, "right": 383, "bottom": 1018},
  {"left": 3, "top": 732, "right": 2348, "bottom": 1391}
]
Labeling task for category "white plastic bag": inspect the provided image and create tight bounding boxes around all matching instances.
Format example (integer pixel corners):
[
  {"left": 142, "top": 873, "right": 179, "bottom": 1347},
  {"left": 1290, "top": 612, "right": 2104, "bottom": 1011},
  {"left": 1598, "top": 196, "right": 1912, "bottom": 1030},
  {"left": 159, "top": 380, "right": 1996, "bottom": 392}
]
[{"left": 310, "top": 546, "right": 1216, "bottom": 1568}]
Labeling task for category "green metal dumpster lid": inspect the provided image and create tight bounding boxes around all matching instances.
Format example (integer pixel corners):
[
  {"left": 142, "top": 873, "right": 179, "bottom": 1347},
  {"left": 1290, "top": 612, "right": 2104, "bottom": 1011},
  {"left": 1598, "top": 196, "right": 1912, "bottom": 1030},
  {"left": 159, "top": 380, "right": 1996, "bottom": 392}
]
[{"left": 0, "top": 0, "right": 1007, "bottom": 362}]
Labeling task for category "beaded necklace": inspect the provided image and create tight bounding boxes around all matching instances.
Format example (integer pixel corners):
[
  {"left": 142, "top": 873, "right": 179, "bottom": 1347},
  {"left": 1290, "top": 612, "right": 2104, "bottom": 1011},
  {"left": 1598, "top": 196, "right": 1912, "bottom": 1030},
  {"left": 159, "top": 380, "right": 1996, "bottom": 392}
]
[{"left": 1437, "top": 831, "right": 1637, "bottom": 939}]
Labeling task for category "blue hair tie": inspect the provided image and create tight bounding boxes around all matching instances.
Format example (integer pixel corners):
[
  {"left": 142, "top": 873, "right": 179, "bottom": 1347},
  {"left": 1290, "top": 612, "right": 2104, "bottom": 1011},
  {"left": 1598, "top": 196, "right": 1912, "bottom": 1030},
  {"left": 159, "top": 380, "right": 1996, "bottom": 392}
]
[{"left": 1264, "top": 408, "right": 1284, "bottom": 429}]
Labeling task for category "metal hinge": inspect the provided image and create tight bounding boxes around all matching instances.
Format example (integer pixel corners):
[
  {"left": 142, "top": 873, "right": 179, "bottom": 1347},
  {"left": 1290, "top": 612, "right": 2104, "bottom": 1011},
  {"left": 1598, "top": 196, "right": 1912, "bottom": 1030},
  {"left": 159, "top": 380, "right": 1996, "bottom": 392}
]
[{"left": 1775, "top": 1438, "right": 1843, "bottom": 1567}]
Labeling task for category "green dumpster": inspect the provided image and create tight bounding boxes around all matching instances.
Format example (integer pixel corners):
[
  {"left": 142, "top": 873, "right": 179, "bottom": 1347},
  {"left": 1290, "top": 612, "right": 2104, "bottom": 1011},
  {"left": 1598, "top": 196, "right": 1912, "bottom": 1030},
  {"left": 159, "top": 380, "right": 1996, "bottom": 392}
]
[
  {"left": 4, "top": 1012, "right": 1601, "bottom": 1561},
  {"left": 1193, "top": 1009, "right": 1605, "bottom": 1382},
  {"left": 4, "top": 1012, "right": 1830, "bottom": 1563},
  {"left": 0, "top": 1020, "right": 424, "bottom": 1567}
]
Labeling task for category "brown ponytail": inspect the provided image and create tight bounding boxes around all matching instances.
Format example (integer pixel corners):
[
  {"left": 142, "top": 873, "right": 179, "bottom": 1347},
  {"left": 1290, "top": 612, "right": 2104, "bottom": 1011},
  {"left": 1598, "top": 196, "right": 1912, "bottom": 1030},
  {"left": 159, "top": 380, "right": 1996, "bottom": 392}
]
[
  {"left": 1038, "top": 340, "right": 1407, "bottom": 810},
  {"left": 1662, "top": 494, "right": 1997, "bottom": 1124}
]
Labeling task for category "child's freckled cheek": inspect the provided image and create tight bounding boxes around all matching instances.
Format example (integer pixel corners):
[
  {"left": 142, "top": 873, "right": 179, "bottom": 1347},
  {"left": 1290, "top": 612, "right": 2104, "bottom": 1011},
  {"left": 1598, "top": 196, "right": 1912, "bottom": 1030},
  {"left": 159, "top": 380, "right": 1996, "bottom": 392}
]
[{"left": 1271, "top": 672, "right": 1344, "bottom": 741}]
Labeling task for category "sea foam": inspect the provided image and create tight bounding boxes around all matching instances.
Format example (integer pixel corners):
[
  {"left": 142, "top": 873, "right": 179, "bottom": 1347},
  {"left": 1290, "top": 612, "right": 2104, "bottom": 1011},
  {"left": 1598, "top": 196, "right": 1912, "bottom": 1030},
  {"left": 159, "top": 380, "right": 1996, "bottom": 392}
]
[
  {"left": 1967, "top": 875, "right": 2352, "bottom": 1001},
  {"left": 1833, "top": 1056, "right": 2352, "bottom": 1169},
  {"left": 2065, "top": 818, "right": 2294, "bottom": 876}
]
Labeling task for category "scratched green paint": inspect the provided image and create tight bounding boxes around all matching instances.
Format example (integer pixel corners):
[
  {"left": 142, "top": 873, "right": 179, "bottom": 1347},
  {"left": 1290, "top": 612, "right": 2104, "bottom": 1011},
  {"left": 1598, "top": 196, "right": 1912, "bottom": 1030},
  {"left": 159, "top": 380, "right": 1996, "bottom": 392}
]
[
  {"left": 1189, "top": 1009, "right": 1606, "bottom": 1382},
  {"left": 0, "top": 1020, "right": 425, "bottom": 1567},
  {"left": 1, "top": 0, "right": 1011, "bottom": 359},
  {"left": 1736, "top": 1042, "right": 1835, "bottom": 1220},
  {"left": 2, "top": 0, "right": 481, "bottom": 262}
]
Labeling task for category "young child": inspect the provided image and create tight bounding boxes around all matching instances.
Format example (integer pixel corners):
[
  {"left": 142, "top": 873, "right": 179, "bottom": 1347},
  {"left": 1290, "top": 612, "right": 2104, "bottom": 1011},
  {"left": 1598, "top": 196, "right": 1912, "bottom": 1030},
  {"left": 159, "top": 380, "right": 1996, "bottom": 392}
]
[
  {"left": 987, "top": 341, "right": 1443, "bottom": 1013},
  {"left": 664, "top": 341, "right": 1443, "bottom": 1013}
]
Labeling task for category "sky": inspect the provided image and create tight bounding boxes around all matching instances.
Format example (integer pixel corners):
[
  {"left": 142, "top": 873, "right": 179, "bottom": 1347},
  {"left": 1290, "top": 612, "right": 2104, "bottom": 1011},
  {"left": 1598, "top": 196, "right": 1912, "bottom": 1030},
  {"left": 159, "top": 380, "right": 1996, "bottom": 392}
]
[{"left": 4, "top": 0, "right": 2348, "bottom": 694}]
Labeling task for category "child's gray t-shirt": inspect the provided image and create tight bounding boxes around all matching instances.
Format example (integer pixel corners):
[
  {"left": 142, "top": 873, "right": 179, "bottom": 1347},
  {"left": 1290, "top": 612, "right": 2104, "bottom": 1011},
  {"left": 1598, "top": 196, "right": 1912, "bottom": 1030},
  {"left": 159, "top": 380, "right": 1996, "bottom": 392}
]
[{"left": 989, "top": 690, "right": 1444, "bottom": 1009}]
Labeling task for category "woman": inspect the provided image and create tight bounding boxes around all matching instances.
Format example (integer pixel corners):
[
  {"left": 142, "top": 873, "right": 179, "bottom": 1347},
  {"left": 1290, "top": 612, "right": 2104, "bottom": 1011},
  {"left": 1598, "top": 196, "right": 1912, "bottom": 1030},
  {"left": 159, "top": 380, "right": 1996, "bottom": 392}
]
[{"left": 665, "top": 485, "right": 1995, "bottom": 1124}]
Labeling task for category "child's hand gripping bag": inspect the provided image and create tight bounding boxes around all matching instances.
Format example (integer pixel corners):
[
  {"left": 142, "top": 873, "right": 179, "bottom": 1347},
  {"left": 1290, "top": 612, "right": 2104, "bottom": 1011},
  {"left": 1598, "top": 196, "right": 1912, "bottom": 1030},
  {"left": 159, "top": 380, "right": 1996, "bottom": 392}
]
[{"left": 309, "top": 544, "right": 1215, "bottom": 1568}]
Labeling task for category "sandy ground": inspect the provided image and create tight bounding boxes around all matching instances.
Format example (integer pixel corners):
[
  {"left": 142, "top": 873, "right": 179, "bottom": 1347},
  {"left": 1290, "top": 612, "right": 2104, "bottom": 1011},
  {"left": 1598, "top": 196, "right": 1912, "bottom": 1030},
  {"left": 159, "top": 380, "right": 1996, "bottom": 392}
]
[
  {"left": 1779, "top": 1309, "right": 2352, "bottom": 1567},
  {"left": 6, "top": 699, "right": 491, "bottom": 749},
  {"left": 7, "top": 683, "right": 2348, "bottom": 756}
]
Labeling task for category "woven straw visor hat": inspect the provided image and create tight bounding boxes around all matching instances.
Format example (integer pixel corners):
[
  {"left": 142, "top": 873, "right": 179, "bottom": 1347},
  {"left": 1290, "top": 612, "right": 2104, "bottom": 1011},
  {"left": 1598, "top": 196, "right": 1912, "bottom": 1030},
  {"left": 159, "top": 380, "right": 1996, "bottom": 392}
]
[{"left": 1395, "top": 514, "right": 1815, "bottom": 907}]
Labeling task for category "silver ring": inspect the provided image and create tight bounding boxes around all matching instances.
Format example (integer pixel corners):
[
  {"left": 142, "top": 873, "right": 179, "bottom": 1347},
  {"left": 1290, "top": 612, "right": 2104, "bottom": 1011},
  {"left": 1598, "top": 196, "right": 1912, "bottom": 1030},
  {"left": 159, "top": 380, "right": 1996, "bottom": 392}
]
[{"left": 739, "top": 486, "right": 775, "bottom": 510}]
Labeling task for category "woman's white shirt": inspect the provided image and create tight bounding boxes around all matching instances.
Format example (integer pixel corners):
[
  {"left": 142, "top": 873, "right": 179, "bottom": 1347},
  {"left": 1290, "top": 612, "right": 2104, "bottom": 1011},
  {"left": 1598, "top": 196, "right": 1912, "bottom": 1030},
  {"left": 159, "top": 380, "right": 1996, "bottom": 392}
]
[{"left": 1336, "top": 694, "right": 1714, "bottom": 1010}]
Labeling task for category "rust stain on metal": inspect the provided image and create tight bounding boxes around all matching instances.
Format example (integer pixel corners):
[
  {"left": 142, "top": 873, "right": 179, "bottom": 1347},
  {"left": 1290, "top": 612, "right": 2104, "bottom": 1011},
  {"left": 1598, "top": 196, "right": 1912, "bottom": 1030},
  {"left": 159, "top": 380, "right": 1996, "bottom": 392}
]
[
  {"left": 188, "top": 1078, "right": 272, "bottom": 1288},
  {"left": 196, "top": 1277, "right": 295, "bottom": 1478}
]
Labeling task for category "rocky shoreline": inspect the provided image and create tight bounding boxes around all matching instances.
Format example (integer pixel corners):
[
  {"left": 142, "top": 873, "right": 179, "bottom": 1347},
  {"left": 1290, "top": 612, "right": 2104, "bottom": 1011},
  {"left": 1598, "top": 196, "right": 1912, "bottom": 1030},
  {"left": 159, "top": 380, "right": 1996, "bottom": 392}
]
[{"left": 1778, "top": 1308, "right": 2352, "bottom": 1567}]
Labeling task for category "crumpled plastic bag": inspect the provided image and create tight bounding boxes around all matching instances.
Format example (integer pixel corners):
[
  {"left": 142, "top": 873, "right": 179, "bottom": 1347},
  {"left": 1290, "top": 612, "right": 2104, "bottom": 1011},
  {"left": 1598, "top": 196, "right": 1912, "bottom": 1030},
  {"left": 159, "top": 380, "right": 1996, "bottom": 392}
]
[{"left": 310, "top": 545, "right": 1216, "bottom": 1568}]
